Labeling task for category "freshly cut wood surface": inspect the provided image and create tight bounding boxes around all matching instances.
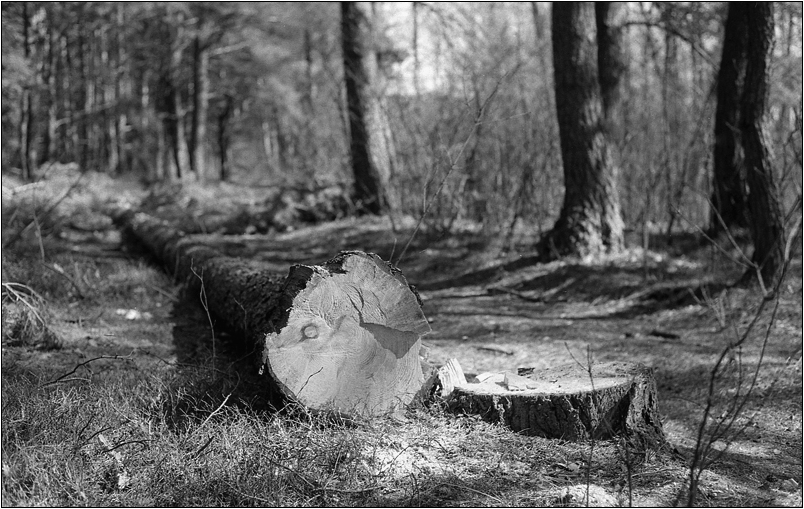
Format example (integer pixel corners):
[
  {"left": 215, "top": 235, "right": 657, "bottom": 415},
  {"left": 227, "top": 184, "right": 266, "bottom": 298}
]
[
  {"left": 114, "top": 209, "right": 431, "bottom": 417},
  {"left": 262, "top": 251, "right": 432, "bottom": 416},
  {"left": 434, "top": 358, "right": 468, "bottom": 398},
  {"left": 449, "top": 361, "right": 665, "bottom": 443}
]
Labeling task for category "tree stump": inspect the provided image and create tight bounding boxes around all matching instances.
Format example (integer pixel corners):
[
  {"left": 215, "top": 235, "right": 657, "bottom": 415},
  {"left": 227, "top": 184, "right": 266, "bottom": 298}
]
[
  {"left": 114, "top": 210, "right": 431, "bottom": 418},
  {"left": 446, "top": 360, "right": 665, "bottom": 444}
]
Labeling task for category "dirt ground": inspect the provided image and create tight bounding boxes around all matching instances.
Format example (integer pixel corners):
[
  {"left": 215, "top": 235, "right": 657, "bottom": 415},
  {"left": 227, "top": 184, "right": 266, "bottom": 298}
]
[{"left": 2, "top": 174, "right": 802, "bottom": 506}]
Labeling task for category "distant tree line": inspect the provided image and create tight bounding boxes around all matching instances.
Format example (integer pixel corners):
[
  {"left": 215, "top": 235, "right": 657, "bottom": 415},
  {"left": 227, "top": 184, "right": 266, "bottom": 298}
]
[{"left": 2, "top": 2, "right": 800, "bottom": 285}]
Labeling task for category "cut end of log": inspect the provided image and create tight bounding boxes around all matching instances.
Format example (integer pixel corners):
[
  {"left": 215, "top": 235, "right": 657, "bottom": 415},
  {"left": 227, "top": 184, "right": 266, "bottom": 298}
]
[
  {"left": 262, "top": 251, "right": 431, "bottom": 418},
  {"left": 447, "top": 361, "right": 665, "bottom": 444},
  {"left": 113, "top": 211, "right": 432, "bottom": 418}
]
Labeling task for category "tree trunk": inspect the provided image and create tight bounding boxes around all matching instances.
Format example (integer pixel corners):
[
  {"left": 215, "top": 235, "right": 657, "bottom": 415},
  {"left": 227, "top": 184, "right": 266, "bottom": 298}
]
[
  {"left": 113, "top": 210, "right": 432, "bottom": 417},
  {"left": 217, "top": 95, "right": 233, "bottom": 181},
  {"left": 303, "top": 28, "right": 315, "bottom": 114},
  {"left": 154, "top": 22, "right": 177, "bottom": 181},
  {"left": 739, "top": 3, "right": 785, "bottom": 290},
  {"left": 191, "top": 30, "right": 209, "bottom": 183},
  {"left": 594, "top": 2, "right": 627, "bottom": 124},
  {"left": 77, "top": 17, "right": 90, "bottom": 172},
  {"left": 41, "top": 14, "right": 57, "bottom": 165},
  {"left": 156, "top": 119, "right": 168, "bottom": 182},
  {"left": 112, "top": 3, "right": 125, "bottom": 174},
  {"left": 341, "top": 2, "right": 390, "bottom": 215},
  {"left": 412, "top": 2, "right": 420, "bottom": 95},
  {"left": 535, "top": 2, "right": 624, "bottom": 261},
  {"left": 100, "top": 25, "right": 119, "bottom": 174},
  {"left": 167, "top": 34, "right": 190, "bottom": 180},
  {"left": 19, "top": 3, "right": 33, "bottom": 180},
  {"left": 445, "top": 360, "right": 665, "bottom": 445},
  {"left": 710, "top": 3, "right": 750, "bottom": 233}
]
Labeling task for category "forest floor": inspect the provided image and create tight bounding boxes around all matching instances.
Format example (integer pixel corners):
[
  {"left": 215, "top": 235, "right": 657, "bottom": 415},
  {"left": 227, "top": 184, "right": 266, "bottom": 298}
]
[{"left": 2, "top": 168, "right": 802, "bottom": 506}]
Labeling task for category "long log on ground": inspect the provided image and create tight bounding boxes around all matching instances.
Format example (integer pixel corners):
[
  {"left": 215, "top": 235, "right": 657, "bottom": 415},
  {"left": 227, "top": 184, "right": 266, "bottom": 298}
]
[
  {"left": 113, "top": 210, "right": 432, "bottom": 417},
  {"left": 442, "top": 360, "right": 665, "bottom": 444}
]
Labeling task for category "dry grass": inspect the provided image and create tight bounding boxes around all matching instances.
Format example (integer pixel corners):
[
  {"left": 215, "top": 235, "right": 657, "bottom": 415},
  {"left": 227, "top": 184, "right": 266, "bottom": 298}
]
[
  {"left": 1, "top": 283, "right": 61, "bottom": 351},
  {"left": 2, "top": 362, "right": 638, "bottom": 507}
]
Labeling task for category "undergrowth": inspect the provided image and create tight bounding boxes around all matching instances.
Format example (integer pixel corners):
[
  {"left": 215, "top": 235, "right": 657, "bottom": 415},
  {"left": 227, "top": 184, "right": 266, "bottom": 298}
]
[
  {"left": 3, "top": 362, "right": 625, "bottom": 506},
  {"left": 1, "top": 282, "right": 61, "bottom": 351}
]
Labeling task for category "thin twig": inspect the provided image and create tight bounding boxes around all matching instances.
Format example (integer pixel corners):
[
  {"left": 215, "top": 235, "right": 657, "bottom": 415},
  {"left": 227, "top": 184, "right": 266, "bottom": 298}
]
[
  {"left": 314, "top": 484, "right": 384, "bottom": 494},
  {"left": 197, "top": 393, "right": 231, "bottom": 433},
  {"left": 190, "top": 263, "right": 216, "bottom": 378},
  {"left": 100, "top": 439, "right": 153, "bottom": 454},
  {"left": 621, "top": 19, "right": 717, "bottom": 67},
  {"left": 39, "top": 354, "right": 133, "bottom": 388},
  {"left": 148, "top": 283, "right": 179, "bottom": 302}
]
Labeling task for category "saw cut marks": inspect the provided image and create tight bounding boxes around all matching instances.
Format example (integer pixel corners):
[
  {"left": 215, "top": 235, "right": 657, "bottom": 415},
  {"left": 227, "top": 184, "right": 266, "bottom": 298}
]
[{"left": 264, "top": 252, "right": 431, "bottom": 417}]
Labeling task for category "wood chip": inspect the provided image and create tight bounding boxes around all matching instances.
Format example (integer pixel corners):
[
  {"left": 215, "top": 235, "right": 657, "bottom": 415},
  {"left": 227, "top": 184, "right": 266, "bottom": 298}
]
[{"left": 504, "top": 371, "right": 538, "bottom": 391}]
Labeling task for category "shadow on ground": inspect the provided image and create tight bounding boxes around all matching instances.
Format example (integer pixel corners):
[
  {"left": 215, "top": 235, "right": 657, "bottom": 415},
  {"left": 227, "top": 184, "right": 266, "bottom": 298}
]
[{"left": 162, "top": 294, "right": 281, "bottom": 430}]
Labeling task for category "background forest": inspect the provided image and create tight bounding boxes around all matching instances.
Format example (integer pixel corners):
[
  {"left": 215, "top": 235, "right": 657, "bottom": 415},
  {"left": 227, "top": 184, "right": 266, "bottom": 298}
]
[
  {"left": 1, "top": 2, "right": 802, "bottom": 507},
  {"left": 2, "top": 2, "right": 800, "bottom": 240}
]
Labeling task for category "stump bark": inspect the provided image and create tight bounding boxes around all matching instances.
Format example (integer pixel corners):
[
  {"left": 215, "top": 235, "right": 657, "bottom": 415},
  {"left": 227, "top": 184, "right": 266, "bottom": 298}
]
[
  {"left": 114, "top": 210, "right": 431, "bottom": 417},
  {"left": 447, "top": 360, "right": 664, "bottom": 444}
]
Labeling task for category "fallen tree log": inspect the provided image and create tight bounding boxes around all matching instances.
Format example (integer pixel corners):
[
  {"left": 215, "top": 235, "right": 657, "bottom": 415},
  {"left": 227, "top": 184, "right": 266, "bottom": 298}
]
[
  {"left": 443, "top": 360, "right": 665, "bottom": 444},
  {"left": 113, "top": 210, "right": 431, "bottom": 418}
]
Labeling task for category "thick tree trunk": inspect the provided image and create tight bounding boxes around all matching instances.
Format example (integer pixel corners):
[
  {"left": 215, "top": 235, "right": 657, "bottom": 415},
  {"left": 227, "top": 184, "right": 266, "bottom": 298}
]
[
  {"left": 341, "top": 2, "right": 391, "bottom": 215},
  {"left": 113, "top": 210, "right": 432, "bottom": 417},
  {"left": 444, "top": 360, "right": 665, "bottom": 445},
  {"left": 594, "top": 2, "right": 627, "bottom": 123},
  {"left": 536, "top": 2, "right": 624, "bottom": 261},
  {"left": 710, "top": 3, "right": 750, "bottom": 233},
  {"left": 739, "top": 3, "right": 785, "bottom": 290}
]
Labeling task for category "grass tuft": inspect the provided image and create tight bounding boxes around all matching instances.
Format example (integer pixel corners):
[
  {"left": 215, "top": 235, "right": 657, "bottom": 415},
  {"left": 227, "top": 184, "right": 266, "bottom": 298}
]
[{"left": 1, "top": 282, "right": 61, "bottom": 350}]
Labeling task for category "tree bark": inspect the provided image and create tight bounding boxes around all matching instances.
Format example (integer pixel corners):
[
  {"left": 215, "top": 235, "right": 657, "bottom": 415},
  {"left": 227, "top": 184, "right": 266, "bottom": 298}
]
[
  {"left": 217, "top": 95, "right": 233, "bottom": 181},
  {"left": 535, "top": 2, "right": 624, "bottom": 261},
  {"left": 159, "top": 19, "right": 190, "bottom": 181},
  {"left": 112, "top": 3, "right": 125, "bottom": 174},
  {"left": 446, "top": 360, "right": 665, "bottom": 445},
  {"left": 76, "top": 14, "right": 90, "bottom": 172},
  {"left": 341, "top": 2, "right": 392, "bottom": 215},
  {"left": 710, "top": 3, "right": 750, "bottom": 233},
  {"left": 594, "top": 2, "right": 627, "bottom": 123},
  {"left": 19, "top": 3, "right": 33, "bottom": 180},
  {"left": 191, "top": 29, "right": 209, "bottom": 182},
  {"left": 41, "top": 12, "right": 57, "bottom": 165},
  {"left": 113, "top": 210, "right": 432, "bottom": 417},
  {"left": 739, "top": 3, "right": 785, "bottom": 289}
]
